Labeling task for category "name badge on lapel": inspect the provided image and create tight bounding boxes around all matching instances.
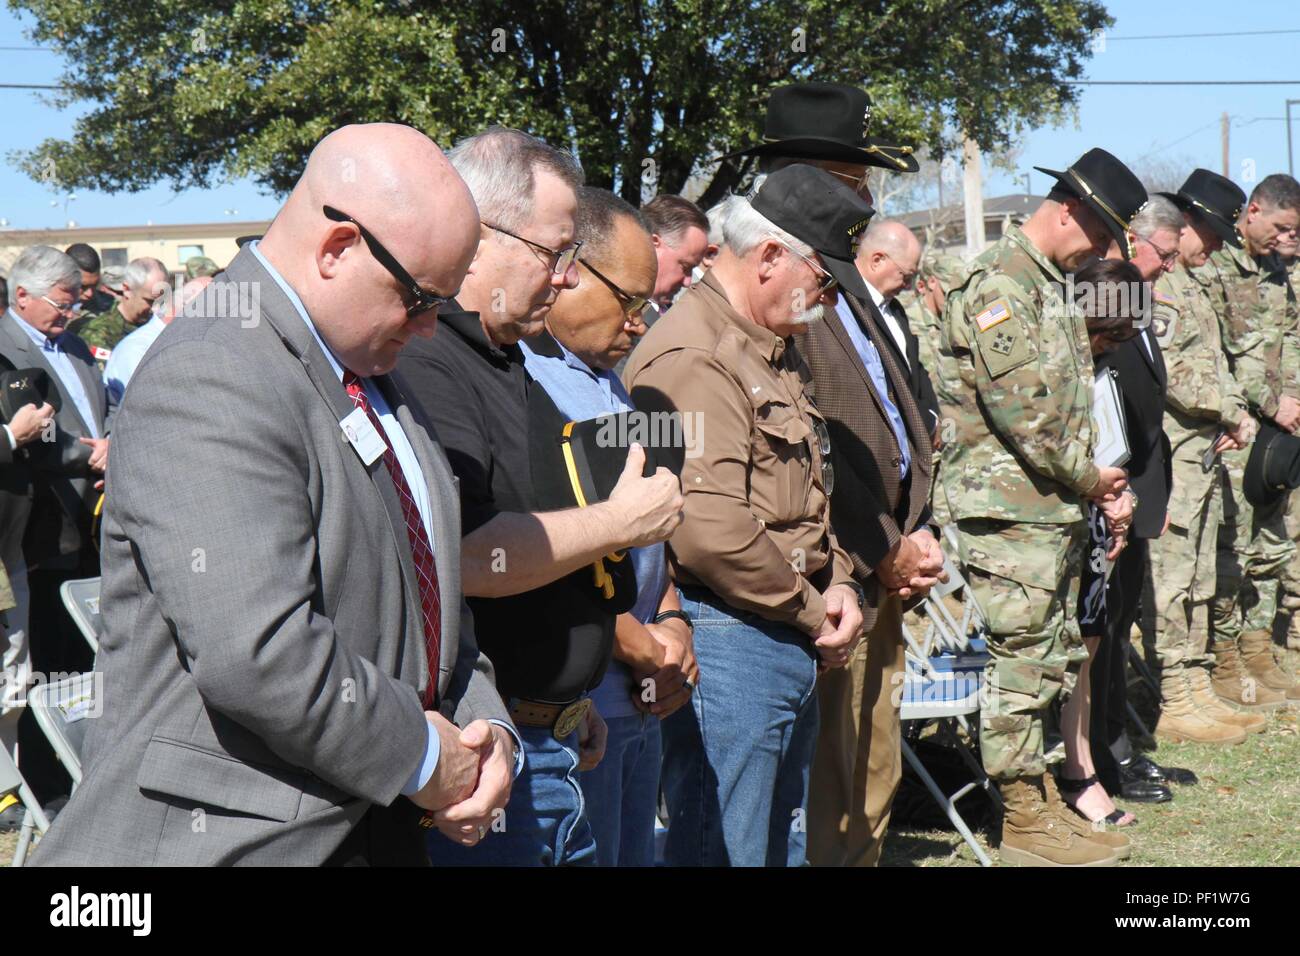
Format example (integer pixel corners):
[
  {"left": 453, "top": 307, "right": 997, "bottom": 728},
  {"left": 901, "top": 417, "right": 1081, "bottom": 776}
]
[{"left": 340, "top": 407, "right": 386, "bottom": 466}]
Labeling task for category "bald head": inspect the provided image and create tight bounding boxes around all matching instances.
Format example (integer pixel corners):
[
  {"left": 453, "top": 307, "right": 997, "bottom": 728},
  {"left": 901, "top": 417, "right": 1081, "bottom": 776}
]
[
  {"left": 855, "top": 219, "right": 921, "bottom": 299},
  {"left": 259, "top": 123, "right": 480, "bottom": 375}
]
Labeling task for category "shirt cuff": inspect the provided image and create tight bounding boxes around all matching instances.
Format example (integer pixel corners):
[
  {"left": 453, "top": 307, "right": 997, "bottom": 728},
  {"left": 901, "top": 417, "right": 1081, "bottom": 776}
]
[
  {"left": 488, "top": 718, "right": 526, "bottom": 779},
  {"left": 2, "top": 425, "right": 14, "bottom": 452},
  {"left": 400, "top": 719, "right": 442, "bottom": 796}
]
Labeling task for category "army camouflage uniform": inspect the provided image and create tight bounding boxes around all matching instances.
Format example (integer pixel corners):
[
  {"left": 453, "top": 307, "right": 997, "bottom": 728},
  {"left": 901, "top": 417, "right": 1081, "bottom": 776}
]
[
  {"left": 1277, "top": 255, "right": 1300, "bottom": 644},
  {"left": 1146, "top": 266, "right": 1249, "bottom": 681},
  {"left": 1198, "top": 243, "right": 1300, "bottom": 641},
  {"left": 68, "top": 303, "right": 144, "bottom": 374},
  {"left": 938, "top": 225, "right": 1098, "bottom": 781}
]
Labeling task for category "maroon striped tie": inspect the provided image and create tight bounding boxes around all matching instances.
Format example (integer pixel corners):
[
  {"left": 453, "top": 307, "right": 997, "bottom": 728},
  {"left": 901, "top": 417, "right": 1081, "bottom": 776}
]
[{"left": 343, "top": 371, "right": 441, "bottom": 708}]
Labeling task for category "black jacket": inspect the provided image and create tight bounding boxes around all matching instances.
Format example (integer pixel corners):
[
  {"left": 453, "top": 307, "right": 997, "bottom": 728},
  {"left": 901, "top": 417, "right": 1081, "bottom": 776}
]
[
  {"left": 862, "top": 293, "right": 940, "bottom": 431},
  {"left": 1096, "top": 329, "right": 1172, "bottom": 539}
]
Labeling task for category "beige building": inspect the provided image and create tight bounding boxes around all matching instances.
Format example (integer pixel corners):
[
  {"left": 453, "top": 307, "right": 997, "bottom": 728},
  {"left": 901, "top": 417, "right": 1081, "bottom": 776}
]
[{"left": 0, "top": 220, "right": 272, "bottom": 279}]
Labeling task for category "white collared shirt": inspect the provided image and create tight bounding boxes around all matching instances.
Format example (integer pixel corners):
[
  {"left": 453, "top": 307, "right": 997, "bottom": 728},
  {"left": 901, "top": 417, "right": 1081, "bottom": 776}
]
[{"left": 864, "top": 279, "right": 910, "bottom": 368}]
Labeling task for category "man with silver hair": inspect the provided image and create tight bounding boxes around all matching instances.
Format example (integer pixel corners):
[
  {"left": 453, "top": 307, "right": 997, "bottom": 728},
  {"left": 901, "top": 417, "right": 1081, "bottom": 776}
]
[
  {"left": 1, "top": 244, "right": 107, "bottom": 806},
  {"left": 397, "top": 126, "right": 684, "bottom": 866},
  {"left": 69, "top": 256, "right": 168, "bottom": 374},
  {"left": 626, "top": 165, "right": 865, "bottom": 867}
]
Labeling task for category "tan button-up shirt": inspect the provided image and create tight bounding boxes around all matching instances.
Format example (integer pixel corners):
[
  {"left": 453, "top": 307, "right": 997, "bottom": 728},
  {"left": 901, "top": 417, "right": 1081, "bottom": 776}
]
[{"left": 624, "top": 272, "right": 855, "bottom": 636}]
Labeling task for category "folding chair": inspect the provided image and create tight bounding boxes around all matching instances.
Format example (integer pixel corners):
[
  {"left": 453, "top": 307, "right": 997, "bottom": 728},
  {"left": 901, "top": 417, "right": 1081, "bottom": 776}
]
[
  {"left": 27, "top": 671, "right": 100, "bottom": 791},
  {"left": 0, "top": 746, "right": 51, "bottom": 867},
  {"left": 59, "top": 577, "right": 102, "bottom": 654}
]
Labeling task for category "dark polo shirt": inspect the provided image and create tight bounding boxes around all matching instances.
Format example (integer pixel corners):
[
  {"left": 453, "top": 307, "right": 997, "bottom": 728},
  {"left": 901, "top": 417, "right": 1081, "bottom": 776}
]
[{"left": 394, "top": 306, "right": 613, "bottom": 703}]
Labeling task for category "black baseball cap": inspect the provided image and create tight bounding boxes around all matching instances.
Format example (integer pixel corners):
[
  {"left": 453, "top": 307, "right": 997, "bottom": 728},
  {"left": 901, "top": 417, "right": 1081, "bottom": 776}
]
[
  {"left": 1158, "top": 168, "right": 1245, "bottom": 248},
  {"left": 1034, "top": 148, "right": 1148, "bottom": 259},
  {"left": 749, "top": 164, "right": 875, "bottom": 300}
]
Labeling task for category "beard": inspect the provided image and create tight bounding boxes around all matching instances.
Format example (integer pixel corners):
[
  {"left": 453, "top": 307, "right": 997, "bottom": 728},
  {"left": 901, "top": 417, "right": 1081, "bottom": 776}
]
[{"left": 791, "top": 302, "right": 825, "bottom": 327}]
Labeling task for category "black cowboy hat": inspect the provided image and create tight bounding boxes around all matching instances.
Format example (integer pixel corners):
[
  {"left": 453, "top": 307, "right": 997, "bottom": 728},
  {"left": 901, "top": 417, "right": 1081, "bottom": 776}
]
[
  {"left": 1244, "top": 421, "right": 1300, "bottom": 508},
  {"left": 1158, "top": 168, "right": 1245, "bottom": 249},
  {"left": 722, "top": 82, "right": 919, "bottom": 173},
  {"left": 1034, "top": 148, "right": 1149, "bottom": 259},
  {"left": 750, "top": 164, "right": 876, "bottom": 301}
]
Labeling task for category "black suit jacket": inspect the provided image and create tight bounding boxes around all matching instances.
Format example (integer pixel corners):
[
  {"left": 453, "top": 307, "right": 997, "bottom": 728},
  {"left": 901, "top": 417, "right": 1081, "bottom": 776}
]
[
  {"left": 1097, "top": 329, "right": 1172, "bottom": 539},
  {"left": 863, "top": 293, "right": 941, "bottom": 431}
]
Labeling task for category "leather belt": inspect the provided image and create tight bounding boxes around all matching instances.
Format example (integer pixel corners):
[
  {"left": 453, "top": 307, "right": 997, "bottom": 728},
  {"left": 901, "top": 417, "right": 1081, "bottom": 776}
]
[{"left": 509, "top": 697, "right": 591, "bottom": 741}]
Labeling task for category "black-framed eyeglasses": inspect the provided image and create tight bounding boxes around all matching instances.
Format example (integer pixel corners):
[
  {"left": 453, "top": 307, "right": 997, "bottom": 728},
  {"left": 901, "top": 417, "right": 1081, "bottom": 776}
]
[
  {"left": 770, "top": 235, "right": 838, "bottom": 295},
  {"left": 323, "top": 205, "right": 455, "bottom": 317},
  {"left": 482, "top": 221, "right": 582, "bottom": 275},
  {"left": 578, "top": 258, "right": 651, "bottom": 320}
]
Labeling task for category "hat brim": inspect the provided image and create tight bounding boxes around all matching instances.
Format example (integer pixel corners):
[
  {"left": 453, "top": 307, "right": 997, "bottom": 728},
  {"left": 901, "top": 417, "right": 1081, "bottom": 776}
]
[
  {"left": 820, "top": 254, "right": 870, "bottom": 302},
  {"left": 1035, "top": 166, "right": 1132, "bottom": 259},
  {"left": 1157, "top": 191, "right": 1242, "bottom": 248},
  {"left": 722, "top": 137, "right": 920, "bottom": 173}
]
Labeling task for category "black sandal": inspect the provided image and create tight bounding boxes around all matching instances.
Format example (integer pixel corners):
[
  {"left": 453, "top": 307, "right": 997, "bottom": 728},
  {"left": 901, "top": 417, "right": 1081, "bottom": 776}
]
[{"left": 1058, "top": 774, "right": 1138, "bottom": 827}]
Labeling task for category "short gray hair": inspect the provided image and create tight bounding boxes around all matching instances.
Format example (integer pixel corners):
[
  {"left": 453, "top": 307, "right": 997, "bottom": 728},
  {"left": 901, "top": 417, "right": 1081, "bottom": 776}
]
[
  {"left": 124, "top": 257, "right": 168, "bottom": 294},
  {"left": 448, "top": 126, "right": 584, "bottom": 234},
  {"left": 705, "top": 199, "right": 728, "bottom": 246},
  {"left": 1131, "top": 196, "right": 1183, "bottom": 238},
  {"left": 722, "top": 183, "right": 812, "bottom": 258},
  {"left": 8, "top": 245, "right": 81, "bottom": 299}
]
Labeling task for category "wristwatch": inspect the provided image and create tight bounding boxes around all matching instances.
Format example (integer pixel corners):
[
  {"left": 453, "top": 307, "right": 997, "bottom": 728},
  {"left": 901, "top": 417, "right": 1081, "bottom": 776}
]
[{"left": 843, "top": 582, "right": 866, "bottom": 610}]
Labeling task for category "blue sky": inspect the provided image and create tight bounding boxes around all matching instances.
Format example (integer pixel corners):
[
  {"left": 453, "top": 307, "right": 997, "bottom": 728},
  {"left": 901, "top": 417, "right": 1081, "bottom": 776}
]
[{"left": 1, "top": 1, "right": 1297, "bottom": 229}]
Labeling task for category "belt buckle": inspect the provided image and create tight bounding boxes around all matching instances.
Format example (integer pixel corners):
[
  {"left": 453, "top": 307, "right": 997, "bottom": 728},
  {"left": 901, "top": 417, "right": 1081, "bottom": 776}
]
[{"left": 552, "top": 698, "right": 591, "bottom": 742}]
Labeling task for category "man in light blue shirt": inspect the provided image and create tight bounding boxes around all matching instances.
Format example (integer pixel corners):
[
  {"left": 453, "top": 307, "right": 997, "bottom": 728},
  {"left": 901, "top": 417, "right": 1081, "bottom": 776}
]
[{"left": 523, "top": 187, "right": 697, "bottom": 866}]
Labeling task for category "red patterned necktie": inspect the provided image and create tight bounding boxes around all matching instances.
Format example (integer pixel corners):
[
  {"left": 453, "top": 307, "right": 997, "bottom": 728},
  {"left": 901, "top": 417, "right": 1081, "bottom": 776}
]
[{"left": 343, "top": 370, "right": 441, "bottom": 708}]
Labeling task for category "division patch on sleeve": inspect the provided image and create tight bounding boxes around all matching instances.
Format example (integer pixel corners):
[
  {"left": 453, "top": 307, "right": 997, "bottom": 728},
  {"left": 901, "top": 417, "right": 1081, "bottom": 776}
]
[
  {"left": 974, "top": 298, "right": 1013, "bottom": 332},
  {"left": 974, "top": 312, "right": 1033, "bottom": 379}
]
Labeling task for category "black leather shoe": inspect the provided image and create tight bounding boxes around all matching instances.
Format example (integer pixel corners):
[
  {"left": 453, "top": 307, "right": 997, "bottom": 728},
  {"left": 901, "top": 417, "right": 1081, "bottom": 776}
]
[
  {"left": 1122, "top": 755, "right": 1166, "bottom": 783},
  {"left": 1151, "top": 762, "right": 1198, "bottom": 786},
  {"left": 1118, "top": 760, "right": 1174, "bottom": 803}
]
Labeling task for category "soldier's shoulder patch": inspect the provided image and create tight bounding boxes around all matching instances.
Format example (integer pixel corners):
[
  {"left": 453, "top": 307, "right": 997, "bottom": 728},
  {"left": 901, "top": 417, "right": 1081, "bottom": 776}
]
[
  {"left": 91, "top": 346, "right": 112, "bottom": 362},
  {"left": 1153, "top": 288, "right": 1176, "bottom": 306},
  {"left": 1150, "top": 309, "right": 1176, "bottom": 347},
  {"left": 973, "top": 297, "right": 1014, "bottom": 332},
  {"left": 973, "top": 313, "right": 1033, "bottom": 379}
]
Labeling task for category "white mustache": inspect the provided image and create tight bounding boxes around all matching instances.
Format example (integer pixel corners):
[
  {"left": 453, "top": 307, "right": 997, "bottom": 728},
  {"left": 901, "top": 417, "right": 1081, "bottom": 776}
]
[{"left": 791, "top": 303, "right": 825, "bottom": 326}]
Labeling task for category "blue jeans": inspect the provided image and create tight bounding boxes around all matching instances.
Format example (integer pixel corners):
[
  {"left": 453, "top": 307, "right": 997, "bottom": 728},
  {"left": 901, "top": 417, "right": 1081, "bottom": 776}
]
[
  {"left": 425, "top": 723, "right": 596, "bottom": 867},
  {"left": 580, "top": 712, "right": 662, "bottom": 867},
  {"left": 661, "top": 588, "right": 820, "bottom": 867}
]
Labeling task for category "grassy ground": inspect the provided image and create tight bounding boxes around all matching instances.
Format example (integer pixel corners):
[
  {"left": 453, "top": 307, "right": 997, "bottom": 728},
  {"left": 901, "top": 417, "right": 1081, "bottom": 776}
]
[
  {"left": 4, "top": 652, "right": 1296, "bottom": 868},
  {"left": 882, "top": 646, "right": 1300, "bottom": 867}
]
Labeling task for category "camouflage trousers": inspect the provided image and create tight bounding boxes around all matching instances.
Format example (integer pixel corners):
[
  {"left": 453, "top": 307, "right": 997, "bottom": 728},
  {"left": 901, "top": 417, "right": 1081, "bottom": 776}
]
[
  {"left": 1214, "top": 448, "right": 1294, "bottom": 641},
  {"left": 1281, "top": 488, "right": 1300, "bottom": 620},
  {"left": 1148, "top": 462, "right": 1222, "bottom": 676},
  {"left": 955, "top": 518, "right": 1087, "bottom": 782}
]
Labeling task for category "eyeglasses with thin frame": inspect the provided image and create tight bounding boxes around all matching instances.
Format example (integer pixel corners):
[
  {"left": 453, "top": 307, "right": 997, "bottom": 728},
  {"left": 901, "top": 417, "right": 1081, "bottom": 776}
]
[
  {"left": 482, "top": 221, "right": 582, "bottom": 276},
  {"left": 824, "top": 167, "right": 873, "bottom": 199},
  {"left": 769, "top": 235, "right": 838, "bottom": 295},
  {"left": 41, "top": 295, "right": 82, "bottom": 316},
  {"left": 322, "top": 205, "right": 455, "bottom": 317},
  {"left": 882, "top": 251, "right": 919, "bottom": 286},
  {"left": 578, "top": 258, "right": 652, "bottom": 321},
  {"left": 1137, "top": 233, "right": 1179, "bottom": 266},
  {"left": 812, "top": 418, "right": 835, "bottom": 496}
]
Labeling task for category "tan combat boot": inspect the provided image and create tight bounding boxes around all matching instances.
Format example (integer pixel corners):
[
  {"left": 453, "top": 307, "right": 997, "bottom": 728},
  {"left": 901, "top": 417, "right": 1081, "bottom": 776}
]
[
  {"left": 997, "top": 776, "right": 1118, "bottom": 867},
  {"left": 1286, "top": 612, "right": 1300, "bottom": 652},
  {"left": 1043, "top": 773, "right": 1131, "bottom": 860},
  {"left": 1212, "top": 637, "right": 1287, "bottom": 711},
  {"left": 1239, "top": 628, "right": 1300, "bottom": 702},
  {"left": 1156, "top": 669, "right": 1247, "bottom": 744},
  {"left": 1186, "top": 665, "right": 1267, "bottom": 734}
]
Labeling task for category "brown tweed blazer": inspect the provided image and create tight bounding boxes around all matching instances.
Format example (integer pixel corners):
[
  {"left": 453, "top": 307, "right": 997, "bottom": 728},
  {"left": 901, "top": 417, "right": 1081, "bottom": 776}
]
[{"left": 798, "top": 290, "right": 934, "bottom": 630}]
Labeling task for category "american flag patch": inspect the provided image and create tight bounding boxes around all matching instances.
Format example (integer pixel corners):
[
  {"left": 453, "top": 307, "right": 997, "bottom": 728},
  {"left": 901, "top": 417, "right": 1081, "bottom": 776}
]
[
  {"left": 1153, "top": 288, "right": 1175, "bottom": 305},
  {"left": 974, "top": 300, "right": 1011, "bottom": 331}
]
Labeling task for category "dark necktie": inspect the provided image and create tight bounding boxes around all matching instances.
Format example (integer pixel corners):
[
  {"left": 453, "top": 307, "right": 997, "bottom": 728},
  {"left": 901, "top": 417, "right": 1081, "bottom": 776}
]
[{"left": 343, "top": 371, "right": 442, "bottom": 708}]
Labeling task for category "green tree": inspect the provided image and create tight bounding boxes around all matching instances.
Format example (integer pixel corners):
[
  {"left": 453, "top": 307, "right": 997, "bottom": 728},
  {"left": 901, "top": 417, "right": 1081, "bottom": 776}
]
[{"left": 8, "top": 0, "right": 1111, "bottom": 205}]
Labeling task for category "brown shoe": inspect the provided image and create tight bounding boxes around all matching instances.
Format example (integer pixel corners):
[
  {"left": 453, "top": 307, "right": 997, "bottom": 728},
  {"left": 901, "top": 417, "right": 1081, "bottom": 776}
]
[
  {"left": 1157, "top": 669, "right": 1247, "bottom": 744},
  {"left": 998, "top": 776, "right": 1119, "bottom": 867},
  {"left": 1186, "top": 666, "right": 1268, "bottom": 734},
  {"left": 1044, "top": 773, "right": 1131, "bottom": 860},
  {"left": 1211, "top": 637, "right": 1287, "bottom": 711},
  {"left": 1240, "top": 628, "right": 1300, "bottom": 701}
]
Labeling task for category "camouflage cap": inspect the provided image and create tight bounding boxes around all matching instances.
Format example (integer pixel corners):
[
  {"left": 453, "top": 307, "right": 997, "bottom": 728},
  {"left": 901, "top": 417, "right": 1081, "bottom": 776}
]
[
  {"left": 920, "top": 251, "right": 966, "bottom": 292},
  {"left": 100, "top": 265, "right": 126, "bottom": 291},
  {"left": 185, "top": 256, "right": 220, "bottom": 280}
]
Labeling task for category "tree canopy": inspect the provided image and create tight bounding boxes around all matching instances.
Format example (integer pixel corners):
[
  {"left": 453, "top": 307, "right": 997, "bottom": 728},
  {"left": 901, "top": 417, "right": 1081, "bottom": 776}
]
[{"left": 9, "top": 0, "right": 1111, "bottom": 205}]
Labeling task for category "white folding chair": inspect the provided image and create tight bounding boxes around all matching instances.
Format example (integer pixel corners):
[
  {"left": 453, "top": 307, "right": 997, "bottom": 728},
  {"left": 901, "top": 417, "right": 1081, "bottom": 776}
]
[
  {"left": 0, "top": 746, "right": 51, "bottom": 867},
  {"left": 27, "top": 672, "right": 100, "bottom": 791},
  {"left": 59, "top": 577, "right": 102, "bottom": 654}
]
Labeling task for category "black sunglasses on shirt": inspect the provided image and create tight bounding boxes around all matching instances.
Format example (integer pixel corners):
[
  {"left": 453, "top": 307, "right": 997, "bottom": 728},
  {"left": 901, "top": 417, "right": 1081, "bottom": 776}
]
[{"left": 323, "top": 205, "right": 456, "bottom": 316}]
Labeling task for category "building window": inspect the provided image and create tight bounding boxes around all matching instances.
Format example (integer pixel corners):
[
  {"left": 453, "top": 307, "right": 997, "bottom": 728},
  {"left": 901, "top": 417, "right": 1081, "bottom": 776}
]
[
  {"left": 177, "top": 244, "right": 205, "bottom": 263},
  {"left": 102, "top": 248, "right": 128, "bottom": 268}
]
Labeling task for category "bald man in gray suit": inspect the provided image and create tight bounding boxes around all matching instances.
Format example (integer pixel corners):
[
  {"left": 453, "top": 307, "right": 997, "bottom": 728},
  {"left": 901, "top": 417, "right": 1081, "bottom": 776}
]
[{"left": 35, "top": 124, "right": 519, "bottom": 866}]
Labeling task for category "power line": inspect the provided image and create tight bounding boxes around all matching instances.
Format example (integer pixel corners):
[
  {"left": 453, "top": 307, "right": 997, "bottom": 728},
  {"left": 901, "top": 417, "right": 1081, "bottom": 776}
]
[
  {"left": 0, "top": 46, "right": 53, "bottom": 51},
  {"left": 1069, "top": 80, "right": 1300, "bottom": 86},
  {"left": 0, "top": 83, "right": 62, "bottom": 89},
  {"left": 1106, "top": 28, "right": 1300, "bottom": 40}
]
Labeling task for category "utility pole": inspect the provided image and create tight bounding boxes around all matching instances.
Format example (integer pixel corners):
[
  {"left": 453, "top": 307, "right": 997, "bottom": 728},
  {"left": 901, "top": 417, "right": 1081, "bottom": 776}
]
[
  {"left": 1221, "top": 112, "right": 1230, "bottom": 178},
  {"left": 962, "top": 135, "right": 986, "bottom": 258},
  {"left": 1287, "top": 99, "right": 1300, "bottom": 177}
]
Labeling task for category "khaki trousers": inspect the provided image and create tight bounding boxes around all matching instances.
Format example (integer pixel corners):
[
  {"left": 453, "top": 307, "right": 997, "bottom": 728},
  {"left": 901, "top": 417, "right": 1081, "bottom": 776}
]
[{"left": 807, "top": 594, "right": 904, "bottom": 867}]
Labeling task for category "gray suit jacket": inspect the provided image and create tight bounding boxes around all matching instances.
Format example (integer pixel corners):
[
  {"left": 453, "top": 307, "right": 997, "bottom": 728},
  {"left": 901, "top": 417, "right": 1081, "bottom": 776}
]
[
  {"left": 0, "top": 310, "right": 106, "bottom": 572},
  {"left": 34, "top": 249, "right": 511, "bottom": 865}
]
